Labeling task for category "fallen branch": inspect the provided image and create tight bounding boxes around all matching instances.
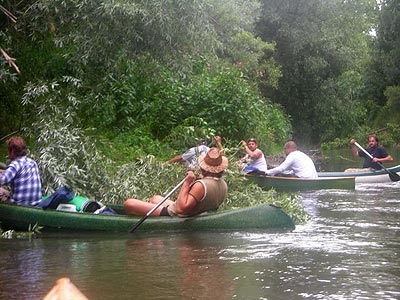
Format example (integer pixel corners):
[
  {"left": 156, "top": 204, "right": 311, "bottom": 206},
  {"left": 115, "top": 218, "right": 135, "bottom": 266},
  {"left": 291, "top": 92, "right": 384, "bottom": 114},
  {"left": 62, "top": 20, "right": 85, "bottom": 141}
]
[
  {"left": 0, "top": 4, "right": 17, "bottom": 23},
  {"left": 0, "top": 48, "right": 20, "bottom": 74}
]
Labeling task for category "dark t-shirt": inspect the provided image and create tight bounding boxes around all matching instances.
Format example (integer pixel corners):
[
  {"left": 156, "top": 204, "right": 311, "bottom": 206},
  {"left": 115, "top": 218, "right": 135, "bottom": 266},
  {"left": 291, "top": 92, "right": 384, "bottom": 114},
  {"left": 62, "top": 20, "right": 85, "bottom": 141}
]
[{"left": 358, "top": 146, "right": 389, "bottom": 170}]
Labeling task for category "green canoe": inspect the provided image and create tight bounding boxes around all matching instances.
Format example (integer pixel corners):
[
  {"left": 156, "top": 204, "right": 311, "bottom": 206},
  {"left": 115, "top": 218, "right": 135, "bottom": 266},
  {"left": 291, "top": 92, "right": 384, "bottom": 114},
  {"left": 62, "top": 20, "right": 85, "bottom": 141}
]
[
  {"left": 0, "top": 202, "right": 295, "bottom": 233},
  {"left": 245, "top": 174, "right": 355, "bottom": 192}
]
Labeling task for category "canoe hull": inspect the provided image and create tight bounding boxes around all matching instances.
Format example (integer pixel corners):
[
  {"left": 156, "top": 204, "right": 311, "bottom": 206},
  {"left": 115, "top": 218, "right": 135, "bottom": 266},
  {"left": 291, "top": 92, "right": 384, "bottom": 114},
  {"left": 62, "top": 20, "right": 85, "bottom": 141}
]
[
  {"left": 318, "top": 165, "right": 400, "bottom": 183},
  {"left": 245, "top": 175, "right": 355, "bottom": 192},
  {"left": 0, "top": 203, "right": 295, "bottom": 233}
]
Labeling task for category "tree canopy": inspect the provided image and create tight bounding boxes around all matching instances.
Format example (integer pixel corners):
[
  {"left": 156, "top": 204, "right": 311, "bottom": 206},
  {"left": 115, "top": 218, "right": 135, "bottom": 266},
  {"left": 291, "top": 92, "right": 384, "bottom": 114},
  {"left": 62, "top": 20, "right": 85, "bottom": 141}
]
[{"left": 0, "top": 0, "right": 399, "bottom": 199}]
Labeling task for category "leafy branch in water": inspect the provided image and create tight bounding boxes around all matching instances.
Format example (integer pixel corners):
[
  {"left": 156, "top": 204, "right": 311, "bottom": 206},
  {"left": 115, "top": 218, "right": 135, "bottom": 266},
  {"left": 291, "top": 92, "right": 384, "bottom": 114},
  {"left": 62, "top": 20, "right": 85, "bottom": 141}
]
[
  {"left": 101, "top": 153, "right": 308, "bottom": 224},
  {"left": 223, "top": 170, "right": 309, "bottom": 224},
  {"left": 21, "top": 77, "right": 110, "bottom": 198},
  {"left": 19, "top": 77, "right": 305, "bottom": 223},
  {"left": 1, "top": 223, "right": 42, "bottom": 240}
]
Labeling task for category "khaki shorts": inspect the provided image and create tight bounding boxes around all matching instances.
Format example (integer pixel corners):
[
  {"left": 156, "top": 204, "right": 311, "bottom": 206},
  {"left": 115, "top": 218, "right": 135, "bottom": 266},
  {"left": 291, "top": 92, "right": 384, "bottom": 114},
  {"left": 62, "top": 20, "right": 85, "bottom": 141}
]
[{"left": 166, "top": 203, "right": 177, "bottom": 216}]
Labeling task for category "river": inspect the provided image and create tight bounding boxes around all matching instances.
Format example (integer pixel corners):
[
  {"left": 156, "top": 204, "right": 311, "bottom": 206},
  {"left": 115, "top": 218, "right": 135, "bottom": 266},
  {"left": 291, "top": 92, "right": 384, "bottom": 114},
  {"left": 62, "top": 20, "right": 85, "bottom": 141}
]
[{"left": 0, "top": 149, "right": 399, "bottom": 300}]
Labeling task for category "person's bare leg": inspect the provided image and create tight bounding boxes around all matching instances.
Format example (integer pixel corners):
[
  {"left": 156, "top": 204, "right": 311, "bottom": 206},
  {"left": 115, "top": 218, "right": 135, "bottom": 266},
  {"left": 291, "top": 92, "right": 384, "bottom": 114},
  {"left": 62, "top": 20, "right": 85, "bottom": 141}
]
[
  {"left": 148, "top": 195, "right": 174, "bottom": 206},
  {"left": 124, "top": 198, "right": 165, "bottom": 216}
]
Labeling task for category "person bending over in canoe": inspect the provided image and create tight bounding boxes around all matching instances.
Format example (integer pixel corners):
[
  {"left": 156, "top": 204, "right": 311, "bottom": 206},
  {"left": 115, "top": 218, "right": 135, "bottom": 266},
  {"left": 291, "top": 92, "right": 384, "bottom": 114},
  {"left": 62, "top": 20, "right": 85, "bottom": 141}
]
[
  {"left": 348, "top": 134, "right": 393, "bottom": 171},
  {"left": 238, "top": 138, "right": 268, "bottom": 175},
  {"left": 167, "top": 136, "right": 223, "bottom": 170},
  {"left": 264, "top": 141, "right": 318, "bottom": 178},
  {"left": 124, "top": 147, "right": 228, "bottom": 217},
  {"left": 0, "top": 136, "right": 42, "bottom": 206}
]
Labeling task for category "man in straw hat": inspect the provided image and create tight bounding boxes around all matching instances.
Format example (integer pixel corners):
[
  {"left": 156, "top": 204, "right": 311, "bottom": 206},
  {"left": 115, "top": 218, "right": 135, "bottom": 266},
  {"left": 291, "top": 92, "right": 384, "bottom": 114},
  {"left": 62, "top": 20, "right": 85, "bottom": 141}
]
[{"left": 124, "top": 147, "right": 228, "bottom": 217}]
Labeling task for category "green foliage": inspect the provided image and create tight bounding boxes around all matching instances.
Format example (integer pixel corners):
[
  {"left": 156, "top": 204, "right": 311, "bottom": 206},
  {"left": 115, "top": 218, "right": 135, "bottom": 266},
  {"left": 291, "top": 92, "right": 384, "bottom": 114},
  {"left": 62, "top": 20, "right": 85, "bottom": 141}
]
[
  {"left": 101, "top": 156, "right": 184, "bottom": 203},
  {"left": 19, "top": 0, "right": 222, "bottom": 74},
  {"left": 256, "top": 0, "right": 376, "bottom": 144},
  {"left": 100, "top": 154, "right": 308, "bottom": 224},
  {"left": 164, "top": 117, "right": 216, "bottom": 150},
  {"left": 78, "top": 55, "right": 290, "bottom": 151},
  {"left": 177, "top": 63, "right": 291, "bottom": 147},
  {"left": 322, "top": 85, "right": 400, "bottom": 149},
  {"left": 371, "top": 0, "right": 400, "bottom": 104},
  {"left": 21, "top": 77, "right": 110, "bottom": 197},
  {"left": 7, "top": 0, "right": 399, "bottom": 227},
  {"left": 380, "top": 123, "right": 400, "bottom": 146},
  {"left": 320, "top": 122, "right": 400, "bottom": 150},
  {"left": 98, "top": 128, "right": 173, "bottom": 164},
  {"left": 182, "top": 66, "right": 258, "bottom": 139},
  {"left": 375, "top": 86, "right": 400, "bottom": 126},
  {"left": 225, "top": 31, "right": 280, "bottom": 83}
]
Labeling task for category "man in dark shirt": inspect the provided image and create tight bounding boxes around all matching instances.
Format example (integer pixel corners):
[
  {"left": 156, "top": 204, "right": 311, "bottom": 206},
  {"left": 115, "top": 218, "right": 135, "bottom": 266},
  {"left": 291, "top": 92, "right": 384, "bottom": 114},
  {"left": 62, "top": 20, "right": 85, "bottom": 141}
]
[{"left": 350, "top": 134, "right": 393, "bottom": 170}]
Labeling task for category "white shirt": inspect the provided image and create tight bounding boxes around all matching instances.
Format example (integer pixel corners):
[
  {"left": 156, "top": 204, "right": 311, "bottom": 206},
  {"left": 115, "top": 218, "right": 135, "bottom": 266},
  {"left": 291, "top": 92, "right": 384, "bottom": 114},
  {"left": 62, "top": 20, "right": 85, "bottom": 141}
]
[
  {"left": 245, "top": 153, "right": 268, "bottom": 172},
  {"left": 181, "top": 145, "right": 209, "bottom": 169},
  {"left": 265, "top": 150, "right": 318, "bottom": 178}
]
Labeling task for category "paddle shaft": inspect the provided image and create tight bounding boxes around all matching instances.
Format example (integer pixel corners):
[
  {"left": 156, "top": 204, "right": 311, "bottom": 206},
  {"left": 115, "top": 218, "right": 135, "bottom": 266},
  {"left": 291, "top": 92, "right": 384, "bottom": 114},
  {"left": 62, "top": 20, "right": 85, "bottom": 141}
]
[
  {"left": 355, "top": 142, "right": 387, "bottom": 168},
  {"left": 354, "top": 141, "right": 400, "bottom": 181},
  {"left": 0, "top": 130, "right": 20, "bottom": 142},
  {"left": 129, "top": 176, "right": 187, "bottom": 233}
]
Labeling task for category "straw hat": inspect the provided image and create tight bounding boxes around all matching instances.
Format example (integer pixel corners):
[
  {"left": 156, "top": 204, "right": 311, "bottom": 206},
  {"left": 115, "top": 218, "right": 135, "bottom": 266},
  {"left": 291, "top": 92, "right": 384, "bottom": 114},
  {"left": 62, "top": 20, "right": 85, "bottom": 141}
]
[{"left": 198, "top": 147, "right": 228, "bottom": 173}]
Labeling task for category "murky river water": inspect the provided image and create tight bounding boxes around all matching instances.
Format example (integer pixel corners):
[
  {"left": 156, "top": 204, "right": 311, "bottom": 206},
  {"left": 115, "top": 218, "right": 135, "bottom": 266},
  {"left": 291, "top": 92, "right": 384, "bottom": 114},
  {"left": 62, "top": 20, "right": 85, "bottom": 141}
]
[
  {"left": 1, "top": 148, "right": 399, "bottom": 300},
  {"left": 1, "top": 181, "right": 399, "bottom": 300}
]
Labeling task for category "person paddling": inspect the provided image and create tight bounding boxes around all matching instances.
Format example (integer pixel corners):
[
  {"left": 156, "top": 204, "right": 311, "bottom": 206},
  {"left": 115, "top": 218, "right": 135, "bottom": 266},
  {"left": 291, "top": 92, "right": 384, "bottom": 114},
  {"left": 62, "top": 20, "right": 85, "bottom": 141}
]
[
  {"left": 238, "top": 138, "right": 268, "bottom": 174},
  {"left": 125, "top": 147, "right": 228, "bottom": 217},
  {"left": 265, "top": 141, "right": 318, "bottom": 178},
  {"left": 348, "top": 134, "right": 393, "bottom": 171}
]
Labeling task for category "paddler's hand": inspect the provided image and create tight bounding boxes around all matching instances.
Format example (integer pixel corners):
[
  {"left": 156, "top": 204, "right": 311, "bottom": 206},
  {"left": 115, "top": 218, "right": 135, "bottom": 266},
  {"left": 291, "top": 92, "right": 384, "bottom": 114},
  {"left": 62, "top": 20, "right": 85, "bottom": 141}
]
[
  {"left": 350, "top": 139, "right": 356, "bottom": 145},
  {"left": 185, "top": 171, "right": 196, "bottom": 184}
]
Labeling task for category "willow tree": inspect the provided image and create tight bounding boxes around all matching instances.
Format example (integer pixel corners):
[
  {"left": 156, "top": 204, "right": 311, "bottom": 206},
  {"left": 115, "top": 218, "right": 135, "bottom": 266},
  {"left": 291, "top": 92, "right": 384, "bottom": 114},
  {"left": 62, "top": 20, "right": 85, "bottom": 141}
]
[
  {"left": 366, "top": 0, "right": 400, "bottom": 106},
  {"left": 256, "top": 0, "right": 377, "bottom": 144},
  {"left": 1, "top": 0, "right": 290, "bottom": 151}
]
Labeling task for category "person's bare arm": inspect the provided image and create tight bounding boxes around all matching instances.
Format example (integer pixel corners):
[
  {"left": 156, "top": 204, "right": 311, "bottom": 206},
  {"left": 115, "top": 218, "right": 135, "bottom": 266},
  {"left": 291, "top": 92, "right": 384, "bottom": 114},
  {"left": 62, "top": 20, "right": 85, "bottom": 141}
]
[
  {"left": 373, "top": 154, "right": 393, "bottom": 163},
  {"left": 350, "top": 139, "right": 359, "bottom": 157},
  {"left": 241, "top": 140, "right": 262, "bottom": 159},
  {"left": 175, "top": 172, "right": 203, "bottom": 215},
  {"left": 168, "top": 155, "right": 183, "bottom": 163},
  {"left": 214, "top": 136, "right": 223, "bottom": 151}
]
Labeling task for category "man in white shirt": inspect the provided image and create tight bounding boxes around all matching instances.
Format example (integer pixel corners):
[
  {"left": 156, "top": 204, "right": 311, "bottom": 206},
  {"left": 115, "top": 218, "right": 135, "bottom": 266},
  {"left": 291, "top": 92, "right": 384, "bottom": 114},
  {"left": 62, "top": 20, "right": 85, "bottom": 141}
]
[
  {"left": 239, "top": 138, "right": 268, "bottom": 174},
  {"left": 265, "top": 141, "right": 318, "bottom": 178}
]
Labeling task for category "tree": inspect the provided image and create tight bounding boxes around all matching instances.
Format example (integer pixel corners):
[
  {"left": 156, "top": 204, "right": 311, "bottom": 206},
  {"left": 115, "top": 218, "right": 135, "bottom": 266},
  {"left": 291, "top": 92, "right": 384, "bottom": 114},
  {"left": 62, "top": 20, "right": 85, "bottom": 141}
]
[
  {"left": 366, "top": 0, "right": 400, "bottom": 106},
  {"left": 256, "top": 0, "right": 376, "bottom": 144}
]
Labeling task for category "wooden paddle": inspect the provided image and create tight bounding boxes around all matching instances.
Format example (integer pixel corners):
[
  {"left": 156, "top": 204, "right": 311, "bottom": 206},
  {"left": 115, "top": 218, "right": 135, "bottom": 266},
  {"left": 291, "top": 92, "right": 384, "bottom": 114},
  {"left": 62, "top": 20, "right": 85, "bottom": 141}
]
[
  {"left": 129, "top": 176, "right": 187, "bottom": 233},
  {"left": 354, "top": 142, "right": 400, "bottom": 182}
]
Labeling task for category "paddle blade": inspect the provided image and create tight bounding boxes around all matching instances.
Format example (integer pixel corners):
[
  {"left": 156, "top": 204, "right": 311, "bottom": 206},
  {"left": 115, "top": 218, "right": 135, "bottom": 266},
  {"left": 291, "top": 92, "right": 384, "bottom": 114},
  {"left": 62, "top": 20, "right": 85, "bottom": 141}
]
[{"left": 388, "top": 171, "right": 400, "bottom": 182}]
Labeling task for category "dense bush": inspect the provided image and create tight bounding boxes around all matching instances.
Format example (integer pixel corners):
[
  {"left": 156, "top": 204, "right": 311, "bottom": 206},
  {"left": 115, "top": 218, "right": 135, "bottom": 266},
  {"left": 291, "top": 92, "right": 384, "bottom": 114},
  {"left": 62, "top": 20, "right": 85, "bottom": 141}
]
[{"left": 77, "top": 55, "right": 291, "bottom": 153}]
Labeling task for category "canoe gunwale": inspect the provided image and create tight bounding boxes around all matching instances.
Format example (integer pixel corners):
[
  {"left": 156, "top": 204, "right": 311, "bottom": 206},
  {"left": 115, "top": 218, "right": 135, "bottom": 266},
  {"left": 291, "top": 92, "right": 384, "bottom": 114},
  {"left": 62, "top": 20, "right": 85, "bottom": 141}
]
[
  {"left": 244, "top": 174, "right": 356, "bottom": 191},
  {"left": 318, "top": 164, "right": 400, "bottom": 178},
  {"left": 0, "top": 202, "right": 295, "bottom": 233}
]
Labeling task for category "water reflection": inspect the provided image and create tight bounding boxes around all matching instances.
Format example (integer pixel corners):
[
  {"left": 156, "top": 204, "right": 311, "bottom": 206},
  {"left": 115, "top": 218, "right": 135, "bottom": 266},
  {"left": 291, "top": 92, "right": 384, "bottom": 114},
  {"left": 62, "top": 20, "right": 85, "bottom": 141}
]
[
  {"left": 125, "top": 235, "right": 234, "bottom": 299},
  {"left": 0, "top": 240, "right": 48, "bottom": 299},
  {"left": 1, "top": 179, "right": 400, "bottom": 300}
]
